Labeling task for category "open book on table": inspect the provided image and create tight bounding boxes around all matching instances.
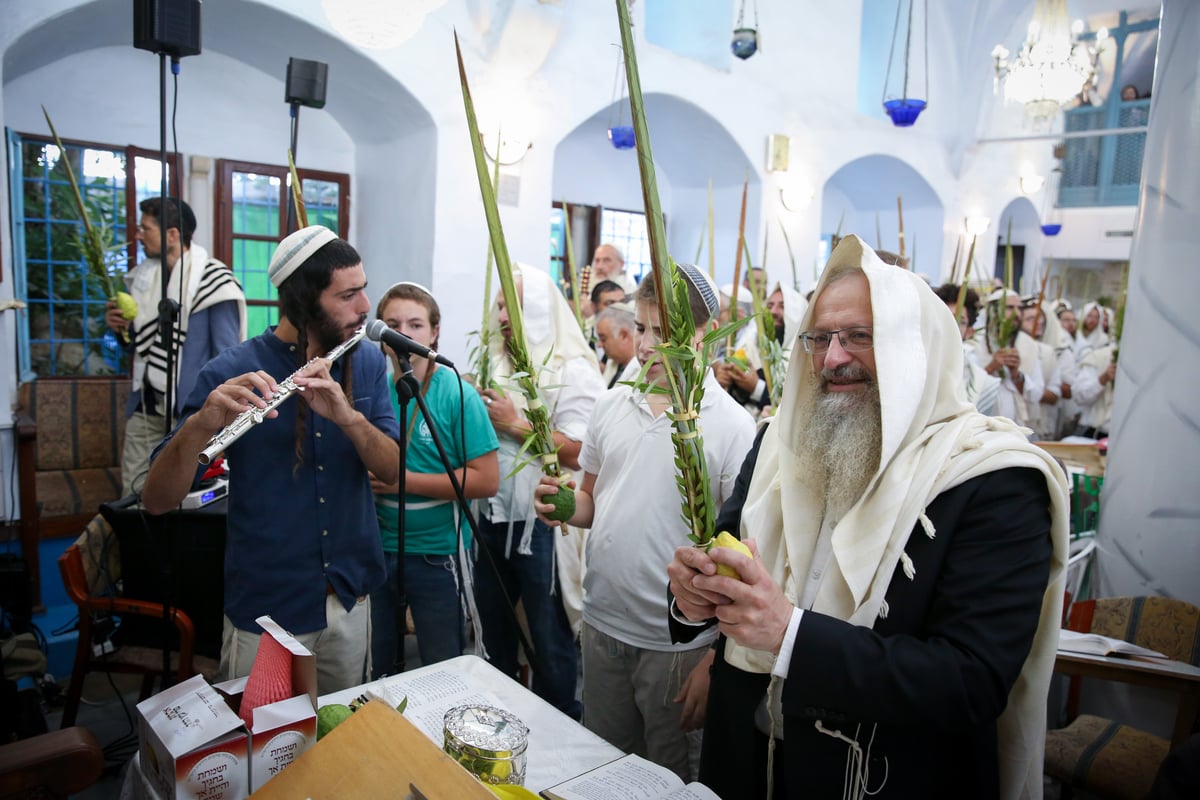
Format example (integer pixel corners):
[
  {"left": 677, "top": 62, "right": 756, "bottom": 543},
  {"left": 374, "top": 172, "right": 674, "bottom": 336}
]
[
  {"left": 541, "top": 753, "right": 719, "bottom": 800},
  {"left": 1059, "top": 629, "right": 1168, "bottom": 659}
]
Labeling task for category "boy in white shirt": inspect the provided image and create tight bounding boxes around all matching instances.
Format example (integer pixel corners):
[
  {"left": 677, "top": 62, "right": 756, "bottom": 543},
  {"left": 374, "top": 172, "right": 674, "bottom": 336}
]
[{"left": 535, "top": 263, "right": 755, "bottom": 780}]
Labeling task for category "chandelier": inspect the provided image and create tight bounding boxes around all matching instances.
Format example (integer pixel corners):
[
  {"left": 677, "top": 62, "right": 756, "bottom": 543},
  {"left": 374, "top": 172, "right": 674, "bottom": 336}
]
[{"left": 991, "top": 0, "right": 1106, "bottom": 122}]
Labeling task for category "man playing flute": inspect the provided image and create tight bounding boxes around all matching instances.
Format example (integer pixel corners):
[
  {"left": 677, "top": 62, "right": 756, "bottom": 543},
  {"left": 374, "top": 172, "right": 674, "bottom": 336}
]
[{"left": 142, "top": 226, "right": 400, "bottom": 693}]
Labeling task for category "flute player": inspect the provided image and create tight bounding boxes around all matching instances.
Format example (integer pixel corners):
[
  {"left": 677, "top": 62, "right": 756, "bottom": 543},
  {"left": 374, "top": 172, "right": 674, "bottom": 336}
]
[{"left": 142, "top": 226, "right": 400, "bottom": 694}]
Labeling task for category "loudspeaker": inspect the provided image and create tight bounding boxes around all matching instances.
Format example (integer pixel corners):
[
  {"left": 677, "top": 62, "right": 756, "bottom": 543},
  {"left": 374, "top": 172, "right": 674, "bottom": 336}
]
[
  {"left": 134, "top": 0, "right": 202, "bottom": 58},
  {"left": 286, "top": 58, "right": 329, "bottom": 109}
]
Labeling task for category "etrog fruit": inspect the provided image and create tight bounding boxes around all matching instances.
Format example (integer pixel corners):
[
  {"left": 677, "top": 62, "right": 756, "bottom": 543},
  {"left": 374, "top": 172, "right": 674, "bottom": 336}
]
[
  {"left": 711, "top": 531, "right": 752, "bottom": 580},
  {"left": 544, "top": 483, "right": 575, "bottom": 523},
  {"left": 316, "top": 703, "right": 353, "bottom": 739},
  {"left": 114, "top": 291, "right": 138, "bottom": 320}
]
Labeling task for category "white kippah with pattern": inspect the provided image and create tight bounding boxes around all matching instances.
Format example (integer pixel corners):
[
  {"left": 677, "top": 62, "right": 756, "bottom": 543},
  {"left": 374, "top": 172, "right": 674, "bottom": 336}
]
[{"left": 268, "top": 225, "right": 338, "bottom": 287}]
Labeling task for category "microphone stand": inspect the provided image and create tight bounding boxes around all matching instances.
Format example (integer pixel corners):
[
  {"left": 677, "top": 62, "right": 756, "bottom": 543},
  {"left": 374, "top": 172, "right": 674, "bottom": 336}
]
[
  {"left": 390, "top": 354, "right": 421, "bottom": 674},
  {"left": 285, "top": 102, "right": 300, "bottom": 234},
  {"left": 390, "top": 356, "right": 542, "bottom": 680},
  {"left": 155, "top": 50, "right": 180, "bottom": 692}
]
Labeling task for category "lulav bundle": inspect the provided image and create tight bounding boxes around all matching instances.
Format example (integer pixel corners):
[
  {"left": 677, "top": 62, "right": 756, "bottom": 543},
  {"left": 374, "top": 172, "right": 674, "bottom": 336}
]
[{"left": 455, "top": 33, "right": 573, "bottom": 521}]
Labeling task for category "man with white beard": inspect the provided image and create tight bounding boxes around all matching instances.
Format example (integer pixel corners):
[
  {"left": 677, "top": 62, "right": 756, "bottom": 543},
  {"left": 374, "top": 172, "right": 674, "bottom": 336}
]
[{"left": 667, "top": 236, "right": 1069, "bottom": 799}]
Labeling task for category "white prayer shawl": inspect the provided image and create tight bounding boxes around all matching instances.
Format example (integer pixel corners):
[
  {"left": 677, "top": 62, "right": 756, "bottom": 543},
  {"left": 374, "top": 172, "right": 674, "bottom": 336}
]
[
  {"left": 733, "top": 236, "right": 1069, "bottom": 800},
  {"left": 486, "top": 263, "right": 599, "bottom": 574},
  {"left": 127, "top": 244, "right": 247, "bottom": 395},
  {"left": 1076, "top": 345, "right": 1115, "bottom": 433},
  {"left": 1074, "top": 302, "right": 1111, "bottom": 358}
]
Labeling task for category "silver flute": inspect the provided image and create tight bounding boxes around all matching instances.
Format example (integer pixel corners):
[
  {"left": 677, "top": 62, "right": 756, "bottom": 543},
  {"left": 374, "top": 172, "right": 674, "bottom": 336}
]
[{"left": 198, "top": 325, "right": 368, "bottom": 464}]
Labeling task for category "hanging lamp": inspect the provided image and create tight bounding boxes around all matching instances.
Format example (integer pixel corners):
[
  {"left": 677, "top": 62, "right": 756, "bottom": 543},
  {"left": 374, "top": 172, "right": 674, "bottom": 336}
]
[
  {"left": 731, "top": 0, "right": 759, "bottom": 60},
  {"left": 607, "top": 46, "right": 635, "bottom": 149},
  {"left": 882, "top": 0, "right": 929, "bottom": 127},
  {"left": 1041, "top": 163, "right": 1064, "bottom": 235}
]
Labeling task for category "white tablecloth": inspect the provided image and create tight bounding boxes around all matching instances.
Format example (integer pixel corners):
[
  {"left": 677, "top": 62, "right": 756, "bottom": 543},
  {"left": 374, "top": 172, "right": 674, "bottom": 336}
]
[{"left": 320, "top": 654, "right": 621, "bottom": 792}]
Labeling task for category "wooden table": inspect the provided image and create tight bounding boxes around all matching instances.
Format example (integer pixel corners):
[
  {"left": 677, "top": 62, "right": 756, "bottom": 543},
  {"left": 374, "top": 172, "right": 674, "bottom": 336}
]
[{"left": 1054, "top": 648, "right": 1200, "bottom": 748}]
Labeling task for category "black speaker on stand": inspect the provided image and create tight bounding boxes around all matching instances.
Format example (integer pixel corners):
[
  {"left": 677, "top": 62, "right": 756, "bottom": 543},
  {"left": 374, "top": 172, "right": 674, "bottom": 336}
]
[
  {"left": 133, "top": 0, "right": 201, "bottom": 691},
  {"left": 284, "top": 58, "right": 329, "bottom": 234}
]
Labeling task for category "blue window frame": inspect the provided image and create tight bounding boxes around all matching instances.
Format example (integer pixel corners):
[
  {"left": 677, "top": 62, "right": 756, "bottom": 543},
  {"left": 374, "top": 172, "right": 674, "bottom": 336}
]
[{"left": 7, "top": 130, "right": 177, "bottom": 379}]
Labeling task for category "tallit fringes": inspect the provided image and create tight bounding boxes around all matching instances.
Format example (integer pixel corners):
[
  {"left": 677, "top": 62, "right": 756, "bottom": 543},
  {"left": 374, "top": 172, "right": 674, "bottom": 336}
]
[
  {"left": 919, "top": 513, "right": 936, "bottom": 539},
  {"left": 899, "top": 551, "right": 915, "bottom": 581},
  {"left": 877, "top": 600, "right": 889, "bottom": 619}
]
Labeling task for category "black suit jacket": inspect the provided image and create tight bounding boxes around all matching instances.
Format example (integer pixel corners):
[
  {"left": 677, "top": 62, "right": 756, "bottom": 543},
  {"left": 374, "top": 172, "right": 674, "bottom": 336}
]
[{"left": 672, "top": 432, "right": 1053, "bottom": 799}]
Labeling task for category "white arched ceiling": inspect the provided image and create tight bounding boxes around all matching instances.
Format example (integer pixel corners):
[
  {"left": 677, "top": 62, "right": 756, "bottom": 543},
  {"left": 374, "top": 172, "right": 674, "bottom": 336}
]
[
  {"left": 552, "top": 93, "right": 760, "bottom": 285},
  {"left": 821, "top": 154, "right": 944, "bottom": 280},
  {"left": 3, "top": 0, "right": 438, "bottom": 286},
  {"left": 3, "top": 0, "right": 432, "bottom": 145}
]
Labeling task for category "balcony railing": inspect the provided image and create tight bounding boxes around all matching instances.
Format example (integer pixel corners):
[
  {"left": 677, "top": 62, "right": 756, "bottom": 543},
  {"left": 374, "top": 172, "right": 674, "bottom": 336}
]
[{"left": 1059, "top": 99, "right": 1149, "bottom": 208}]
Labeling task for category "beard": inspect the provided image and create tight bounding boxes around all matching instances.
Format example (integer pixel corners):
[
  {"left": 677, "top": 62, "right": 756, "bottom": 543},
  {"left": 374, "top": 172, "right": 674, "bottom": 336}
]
[
  {"left": 774, "top": 318, "right": 785, "bottom": 344},
  {"left": 792, "top": 365, "right": 883, "bottom": 520},
  {"left": 312, "top": 307, "right": 364, "bottom": 353}
]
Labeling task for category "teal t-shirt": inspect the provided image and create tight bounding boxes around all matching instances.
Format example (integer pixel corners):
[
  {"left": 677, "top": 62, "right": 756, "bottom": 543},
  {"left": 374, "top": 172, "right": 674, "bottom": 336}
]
[{"left": 375, "top": 367, "right": 498, "bottom": 554}]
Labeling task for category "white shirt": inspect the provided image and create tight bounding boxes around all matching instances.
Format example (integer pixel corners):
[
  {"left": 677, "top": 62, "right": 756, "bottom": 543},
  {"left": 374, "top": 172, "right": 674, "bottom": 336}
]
[{"left": 581, "top": 371, "right": 755, "bottom": 650}]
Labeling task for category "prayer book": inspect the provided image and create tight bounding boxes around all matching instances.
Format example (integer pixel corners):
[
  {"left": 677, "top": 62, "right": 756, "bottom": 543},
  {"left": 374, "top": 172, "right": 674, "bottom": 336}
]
[
  {"left": 1058, "top": 629, "right": 1168, "bottom": 659},
  {"left": 541, "top": 753, "right": 720, "bottom": 800}
]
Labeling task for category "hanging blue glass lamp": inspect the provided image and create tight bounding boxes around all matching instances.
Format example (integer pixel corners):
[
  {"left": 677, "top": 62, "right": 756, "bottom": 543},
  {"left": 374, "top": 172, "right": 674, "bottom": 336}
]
[
  {"left": 606, "top": 45, "right": 636, "bottom": 150},
  {"left": 1041, "top": 165, "right": 1063, "bottom": 235},
  {"left": 608, "top": 125, "right": 635, "bottom": 149},
  {"left": 731, "top": 0, "right": 759, "bottom": 60},
  {"left": 882, "top": 0, "right": 929, "bottom": 127}
]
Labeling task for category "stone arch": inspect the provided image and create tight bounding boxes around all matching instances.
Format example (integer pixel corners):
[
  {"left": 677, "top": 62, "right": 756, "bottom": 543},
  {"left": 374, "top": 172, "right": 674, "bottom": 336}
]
[
  {"left": 551, "top": 93, "right": 760, "bottom": 285},
  {"left": 3, "top": 0, "right": 437, "bottom": 285},
  {"left": 821, "top": 154, "right": 944, "bottom": 280}
]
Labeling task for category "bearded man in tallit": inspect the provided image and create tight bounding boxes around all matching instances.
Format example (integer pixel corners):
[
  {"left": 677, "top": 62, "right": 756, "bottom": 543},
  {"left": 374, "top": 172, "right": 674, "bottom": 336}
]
[
  {"left": 476, "top": 265, "right": 604, "bottom": 719},
  {"left": 108, "top": 197, "right": 246, "bottom": 495},
  {"left": 668, "top": 236, "right": 1068, "bottom": 799}
]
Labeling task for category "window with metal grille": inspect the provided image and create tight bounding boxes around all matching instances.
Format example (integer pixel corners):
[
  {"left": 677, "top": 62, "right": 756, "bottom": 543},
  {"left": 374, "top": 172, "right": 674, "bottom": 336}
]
[
  {"left": 9, "top": 130, "right": 177, "bottom": 378},
  {"left": 213, "top": 160, "right": 349, "bottom": 336},
  {"left": 599, "top": 208, "right": 652, "bottom": 286}
]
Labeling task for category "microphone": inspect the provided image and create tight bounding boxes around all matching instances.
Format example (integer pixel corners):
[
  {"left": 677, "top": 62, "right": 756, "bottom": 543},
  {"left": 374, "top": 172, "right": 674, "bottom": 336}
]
[{"left": 365, "top": 319, "right": 455, "bottom": 368}]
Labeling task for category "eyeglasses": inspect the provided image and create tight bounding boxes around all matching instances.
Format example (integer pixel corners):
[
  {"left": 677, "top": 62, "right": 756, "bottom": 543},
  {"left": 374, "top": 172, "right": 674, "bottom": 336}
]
[{"left": 798, "top": 326, "right": 874, "bottom": 355}]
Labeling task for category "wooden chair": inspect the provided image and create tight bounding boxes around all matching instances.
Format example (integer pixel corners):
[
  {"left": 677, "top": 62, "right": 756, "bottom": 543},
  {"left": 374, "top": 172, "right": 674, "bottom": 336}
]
[
  {"left": 0, "top": 726, "right": 103, "bottom": 799},
  {"left": 1045, "top": 596, "right": 1200, "bottom": 800},
  {"left": 56, "top": 520, "right": 215, "bottom": 728}
]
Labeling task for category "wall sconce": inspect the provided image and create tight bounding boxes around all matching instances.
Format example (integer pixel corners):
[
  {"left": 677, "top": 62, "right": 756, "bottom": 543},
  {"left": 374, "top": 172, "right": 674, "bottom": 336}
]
[
  {"left": 779, "top": 177, "right": 813, "bottom": 212},
  {"left": 766, "top": 134, "right": 790, "bottom": 173},
  {"left": 964, "top": 215, "right": 991, "bottom": 236},
  {"left": 481, "top": 130, "right": 532, "bottom": 166},
  {"left": 1019, "top": 173, "right": 1045, "bottom": 194}
]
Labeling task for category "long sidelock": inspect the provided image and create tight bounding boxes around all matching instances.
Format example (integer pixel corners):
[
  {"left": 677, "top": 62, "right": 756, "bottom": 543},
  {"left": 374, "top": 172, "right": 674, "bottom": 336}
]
[{"left": 197, "top": 326, "right": 368, "bottom": 464}]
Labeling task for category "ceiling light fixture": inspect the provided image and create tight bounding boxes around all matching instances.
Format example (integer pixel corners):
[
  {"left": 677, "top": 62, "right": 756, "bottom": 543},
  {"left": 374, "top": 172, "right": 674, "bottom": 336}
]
[{"left": 992, "top": 0, "right": 1107, "bottom": 123}]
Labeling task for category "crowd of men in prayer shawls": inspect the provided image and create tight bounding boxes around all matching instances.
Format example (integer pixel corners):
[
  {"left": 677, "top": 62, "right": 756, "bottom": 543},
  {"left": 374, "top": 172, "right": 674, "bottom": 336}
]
[{"left": 121, "top": 205, "right": 1135, "bottom": 798}]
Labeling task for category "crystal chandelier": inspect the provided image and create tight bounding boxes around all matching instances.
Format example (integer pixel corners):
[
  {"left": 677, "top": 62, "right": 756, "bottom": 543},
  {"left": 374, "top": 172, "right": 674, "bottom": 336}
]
[{"left": 992, "top": 0, "right": 1106, "bottom": 122}]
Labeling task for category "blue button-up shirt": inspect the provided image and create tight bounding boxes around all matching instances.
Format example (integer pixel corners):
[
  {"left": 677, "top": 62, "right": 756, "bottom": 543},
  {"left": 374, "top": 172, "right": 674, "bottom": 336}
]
[{"left": 156, "top": 328, "right": 398, "bottom": 634}]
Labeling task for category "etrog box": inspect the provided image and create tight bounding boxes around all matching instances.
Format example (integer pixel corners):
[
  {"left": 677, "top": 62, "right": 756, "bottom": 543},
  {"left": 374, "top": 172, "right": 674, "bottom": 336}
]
[
  {"left": 213, "top": 617, "right": 318, "bottom": 791},
  {"left": 137, "top": 673, "right": 249, "bottom": 800},
  {"left": 215, "top": 679, "right": 317, "bottom": 791}
]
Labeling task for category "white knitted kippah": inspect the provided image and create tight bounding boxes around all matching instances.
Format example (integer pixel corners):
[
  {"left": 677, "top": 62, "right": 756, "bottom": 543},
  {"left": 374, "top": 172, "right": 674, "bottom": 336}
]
[{"left": 268, "top": 225, "right": 338, "bottom": 287}]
